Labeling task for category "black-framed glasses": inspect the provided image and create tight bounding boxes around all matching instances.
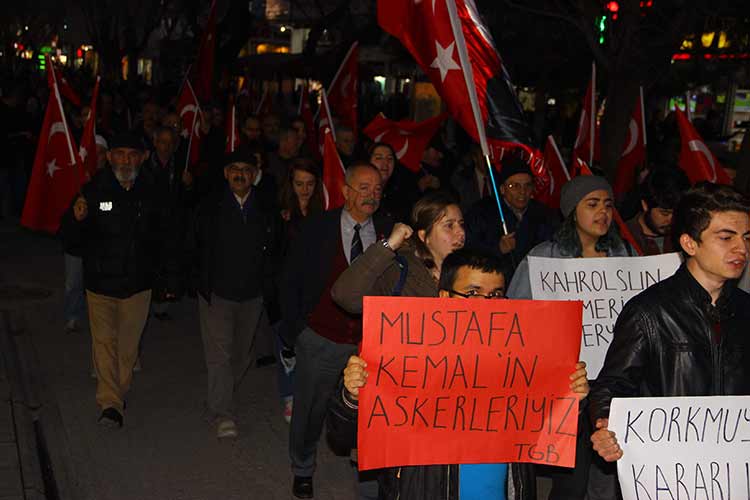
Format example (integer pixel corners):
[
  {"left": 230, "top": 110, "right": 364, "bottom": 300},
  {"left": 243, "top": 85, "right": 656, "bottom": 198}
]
[{"left": 445, "top": 289, "right": 506, "bottom": 299}]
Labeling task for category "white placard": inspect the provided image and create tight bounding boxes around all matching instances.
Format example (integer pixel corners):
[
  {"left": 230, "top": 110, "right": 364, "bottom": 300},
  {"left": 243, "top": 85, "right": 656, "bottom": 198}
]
[
  {"left": 609, "top": 396, "right": 750, "bottom": 500},
  {"left": 528, "top": 253, "right": 681, "bottom": 378}
]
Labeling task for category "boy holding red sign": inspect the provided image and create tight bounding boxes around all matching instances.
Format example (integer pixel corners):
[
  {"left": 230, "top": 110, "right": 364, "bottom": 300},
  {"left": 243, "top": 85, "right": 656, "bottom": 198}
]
[{"left": 328, "top": 248, "right": 589, "bottom": 500}]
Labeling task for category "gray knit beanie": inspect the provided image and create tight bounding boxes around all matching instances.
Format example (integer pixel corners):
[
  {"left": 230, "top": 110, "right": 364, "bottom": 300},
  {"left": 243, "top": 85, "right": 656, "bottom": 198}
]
[{"left": 559, "top": 176, "right": 613, "bottom": 218}]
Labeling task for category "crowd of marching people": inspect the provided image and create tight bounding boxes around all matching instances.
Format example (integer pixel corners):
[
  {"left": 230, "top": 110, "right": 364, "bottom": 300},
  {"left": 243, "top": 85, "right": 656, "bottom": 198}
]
[{"left": 2, "top": 65, "right": 750, "bottom": 500}]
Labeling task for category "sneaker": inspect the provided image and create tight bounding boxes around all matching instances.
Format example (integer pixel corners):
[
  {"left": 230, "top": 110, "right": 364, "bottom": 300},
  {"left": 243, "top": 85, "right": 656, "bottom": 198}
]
[
  {"left": 216, "top": 419, "right": 238, "bottom": 439},
  {"left": 90, "top": 367, "right": 97, "bottom": 379},
  {"left": 64, "top": 319, "right": 78, "bottom": 334},
  {"left": 133, "top": 357, "right": 142, "bottom": 372},
  {"left": 97, "top": 407, "right": 123, "bottom": 428},
  {"left": 283, "top": 397, "right": 293, "bottom": 424}
]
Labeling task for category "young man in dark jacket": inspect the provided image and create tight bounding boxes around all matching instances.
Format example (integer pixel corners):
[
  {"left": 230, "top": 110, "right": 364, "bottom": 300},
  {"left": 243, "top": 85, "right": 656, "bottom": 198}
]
[
  {"left": 193, "top": 149, "right": 280, "bottom": 439},
  {"left": 328, "top": 248, "right": 590, "bottom": 499},
  {"left": 61, "top": 132, "right": 179, "bottom": 428},
  {"left": 591, "top": 183, "right": 750, "bottom": 462}
]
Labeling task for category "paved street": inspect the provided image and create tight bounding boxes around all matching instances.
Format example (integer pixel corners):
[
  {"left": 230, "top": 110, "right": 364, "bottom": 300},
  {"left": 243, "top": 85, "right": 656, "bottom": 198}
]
[{"left": 0, "top": 219, "right": 355, "bottom": 500}]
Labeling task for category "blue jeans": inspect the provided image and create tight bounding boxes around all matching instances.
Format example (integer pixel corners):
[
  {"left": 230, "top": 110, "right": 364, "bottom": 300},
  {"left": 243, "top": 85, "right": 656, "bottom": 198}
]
[{"left": 64, "top": 253, "right": 86, "bottom": 323}]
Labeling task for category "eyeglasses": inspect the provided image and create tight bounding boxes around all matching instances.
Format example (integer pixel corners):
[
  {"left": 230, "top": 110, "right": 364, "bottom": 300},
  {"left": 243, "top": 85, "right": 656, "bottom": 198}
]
[
  {"left": 504, "top": 182, "right": 535, "bottom": 192},
  {"left": 345, "top": 183, "right": 383, "bottom": 197},
  {"left": 445, "top": 289, "right": 505, "bottom": 299}
]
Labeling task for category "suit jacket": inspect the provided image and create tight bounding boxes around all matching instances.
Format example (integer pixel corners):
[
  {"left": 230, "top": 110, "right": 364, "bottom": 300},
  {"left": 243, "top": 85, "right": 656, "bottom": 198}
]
[{"left": 278, "top": 207, "right": 394, "bottom": 345}]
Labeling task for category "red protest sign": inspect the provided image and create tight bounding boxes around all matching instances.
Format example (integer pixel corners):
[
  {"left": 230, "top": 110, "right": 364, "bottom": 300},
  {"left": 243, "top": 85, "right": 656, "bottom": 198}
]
[{"left": 357, "top": 296, "right": 583, "bottom": 471}]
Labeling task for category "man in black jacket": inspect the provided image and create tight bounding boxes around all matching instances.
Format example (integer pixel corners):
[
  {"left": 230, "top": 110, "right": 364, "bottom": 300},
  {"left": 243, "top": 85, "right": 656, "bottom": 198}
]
[
  {"left": 465, "top": 156, "right": 558, "bottom": 282},
  {"left": 61, "top": 132, "right": 178, "bottom": 428},
  {"left": 193, "top": 150, "right": 279, "bottom": 439},
  {"left": 280, "top": 162, "right": 393, "bottom": 498},
  {"left": 590, "top": 183, "right": 750, "bottom": 462}
]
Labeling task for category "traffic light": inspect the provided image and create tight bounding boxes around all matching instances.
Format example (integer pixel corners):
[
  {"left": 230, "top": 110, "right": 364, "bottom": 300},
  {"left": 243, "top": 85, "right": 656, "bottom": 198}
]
[
  {"left": 605, "top": 1, "right": 619, "bottom": 20},
  {"left": 597, "top": 15, "right": 607, "bottom": 44}
]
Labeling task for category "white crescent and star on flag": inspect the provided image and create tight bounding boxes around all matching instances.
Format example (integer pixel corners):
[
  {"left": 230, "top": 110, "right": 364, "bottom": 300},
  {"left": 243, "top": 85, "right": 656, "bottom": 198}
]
[
  {"left": 689, "top": 140, "right": 718, "bottom": 182},
  {"left": 46, "top": 158, "right": 61, "bottom": 177},
  {"left": 374, "top": 130, "right": 411, "bottom": 160},
  {"left": 430, "top": 41, "right": 461, "bottom": 83}
]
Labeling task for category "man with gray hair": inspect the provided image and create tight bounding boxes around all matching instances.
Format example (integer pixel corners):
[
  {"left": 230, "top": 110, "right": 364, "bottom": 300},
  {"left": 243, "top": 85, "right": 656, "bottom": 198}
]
[
  {"left": 61, "top": 132, "right": 178, "bottom": 428},
  {"left": 280, "top": 162, "right": 393, "bottom": 498}
]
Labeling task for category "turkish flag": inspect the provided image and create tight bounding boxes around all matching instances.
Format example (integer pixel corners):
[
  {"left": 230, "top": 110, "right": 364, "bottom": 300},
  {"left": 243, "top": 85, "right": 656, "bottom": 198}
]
[
  {"left": 572, "top": 64, "right": 596, "bottom": 168},
  {"left": 675, "top": 109, "right": 732, "bottom": 185},
  {"left": 225, "top": 95, "right": 240, "bottom": 153},
  {"left": 77, "top": 76, "right": 101, "bottom": 180},
  {"left": 535, "top": 136, "right": 570, "bottom": 209},
  {"left": 47, "top": 61, "right": 81, "bottom": 107},
  {"left": 327, "top": 42, "right": 359, "bottom": 133},
  {"left": 177, "top": 80, "right": 202, "bottom": 168},
  {"left": 378, "top": 0, "right": 533, "bottom": 160},
  {"left": 322, "top": 128, "right": 346, "bottom": 210},
  {"left": 191, "top": 0, "right": 217, "bottom": 101},
  {"left": 363, "top": 113, "right": 447, "bottom": 173},
  {"left": 318, "top": 88, "right": 336, "bottom": 157},
  {"left": 255, "top": 87, "right": 275, "bottom": 116},
  {"left": 612, "top": 88, "right": 648, "bottom": 196},
  {"left": 21, "top": 78, "right": 82, "bottom": 233},
  {"left": 572, "top": 159, "right": 643, "bottom": 256}
]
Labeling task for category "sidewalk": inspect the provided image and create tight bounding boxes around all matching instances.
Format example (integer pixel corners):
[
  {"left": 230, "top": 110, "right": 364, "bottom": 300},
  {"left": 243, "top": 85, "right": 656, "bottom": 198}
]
[{"left": 0, "top": 220, "right": 356, "bottom": 500}]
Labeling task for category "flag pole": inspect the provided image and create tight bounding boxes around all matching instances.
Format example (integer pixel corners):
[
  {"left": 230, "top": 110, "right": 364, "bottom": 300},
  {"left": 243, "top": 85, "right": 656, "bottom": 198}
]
[
  {"left": 48, "top": 56, "right": 81, "bottom": 189},
  {"left": 640, "top": 85, "right": 648, "bottom": 174},
  {"left": 184, "top": 80, "right": 200, "bottom": 173},
  {"left": 321, "top": 88, "right": 337, "bottom": 143},
  {"left": 589, "top": 62, "right": 596, "bottom": 167},
  {"left": 548, "top": 135, "right": 571, "bottom": 181},
  {"left": 444, "top": 0, "right": 508, "bottom": 234}
]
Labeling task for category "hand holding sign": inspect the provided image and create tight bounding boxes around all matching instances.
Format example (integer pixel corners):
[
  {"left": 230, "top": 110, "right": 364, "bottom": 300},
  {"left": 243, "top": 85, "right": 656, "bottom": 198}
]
[
  {"left": 590, "top": 418, "right": 623, "bottom": 462},
  {"left": 344, "top": 355, "right": 368, "bottom": 400},
  {"left": 608, "top": 396, "right": 750, "bottom": 500}
]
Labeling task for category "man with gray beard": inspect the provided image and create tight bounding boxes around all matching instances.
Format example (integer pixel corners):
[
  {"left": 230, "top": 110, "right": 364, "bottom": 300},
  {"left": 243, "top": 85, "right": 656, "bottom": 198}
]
[{"left": 61, "top": 132, "right": 179, "bottom": 428}]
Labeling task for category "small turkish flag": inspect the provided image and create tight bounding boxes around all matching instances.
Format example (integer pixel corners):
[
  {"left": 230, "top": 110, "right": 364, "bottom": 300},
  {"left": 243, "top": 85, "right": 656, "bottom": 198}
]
[
  {"left": 675, "top": 109, "right": 731, "bottom": 185},
  {"left": 47, "top": 60, "right": 81, "bottom": 107},
  {"left": 535, "top": 135, "right": 570, "bottom": 209},
  {"left": 572, "top": 64, "right": 596, "bottom": 169},
  {"left": 327, "top": 42, "right": 359, "bottom": 133},
  {"left": 22, "top": 77, "right": 82, "bottom": 233},
  {"left": 77, "top": 76, "right": 101, "bottom": 180},
  {"left": 318, "top": 89, "right": 336, "bottom": 157},
  {"left": 177, "top": 80, "right": 202, "bottom": 167},
  {"left": 612, "top": 88, "right": 648, "bottom": 196},
  {"left": 362, "top": 113, "right": 447, "bottom": 173},
  {"left": 322, "top": 128, "right": 346, "bottom": 210},
  {"left": 225, "top": 95, "right": 240, "bottom": 153}
]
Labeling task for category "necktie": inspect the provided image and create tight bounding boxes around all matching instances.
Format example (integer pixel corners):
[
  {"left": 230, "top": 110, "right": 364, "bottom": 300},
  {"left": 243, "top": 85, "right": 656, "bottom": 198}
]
[{"left": 351, "top": 223, "right": 363, "bottom": 262}]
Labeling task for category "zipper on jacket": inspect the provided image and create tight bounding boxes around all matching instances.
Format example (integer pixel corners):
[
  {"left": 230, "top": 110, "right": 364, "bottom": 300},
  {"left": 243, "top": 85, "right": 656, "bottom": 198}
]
[
  {"left": 395, "top": 468, "right": 401, "bottom": 500},
  {"left": 446, "top": 465, "right": 450, "bottom": 499}
]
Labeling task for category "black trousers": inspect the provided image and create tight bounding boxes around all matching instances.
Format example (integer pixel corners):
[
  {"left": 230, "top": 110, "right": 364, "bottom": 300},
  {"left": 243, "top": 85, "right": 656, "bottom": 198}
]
[{"left": 289, "top": 327, "right": 357, "bottom": 477}]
